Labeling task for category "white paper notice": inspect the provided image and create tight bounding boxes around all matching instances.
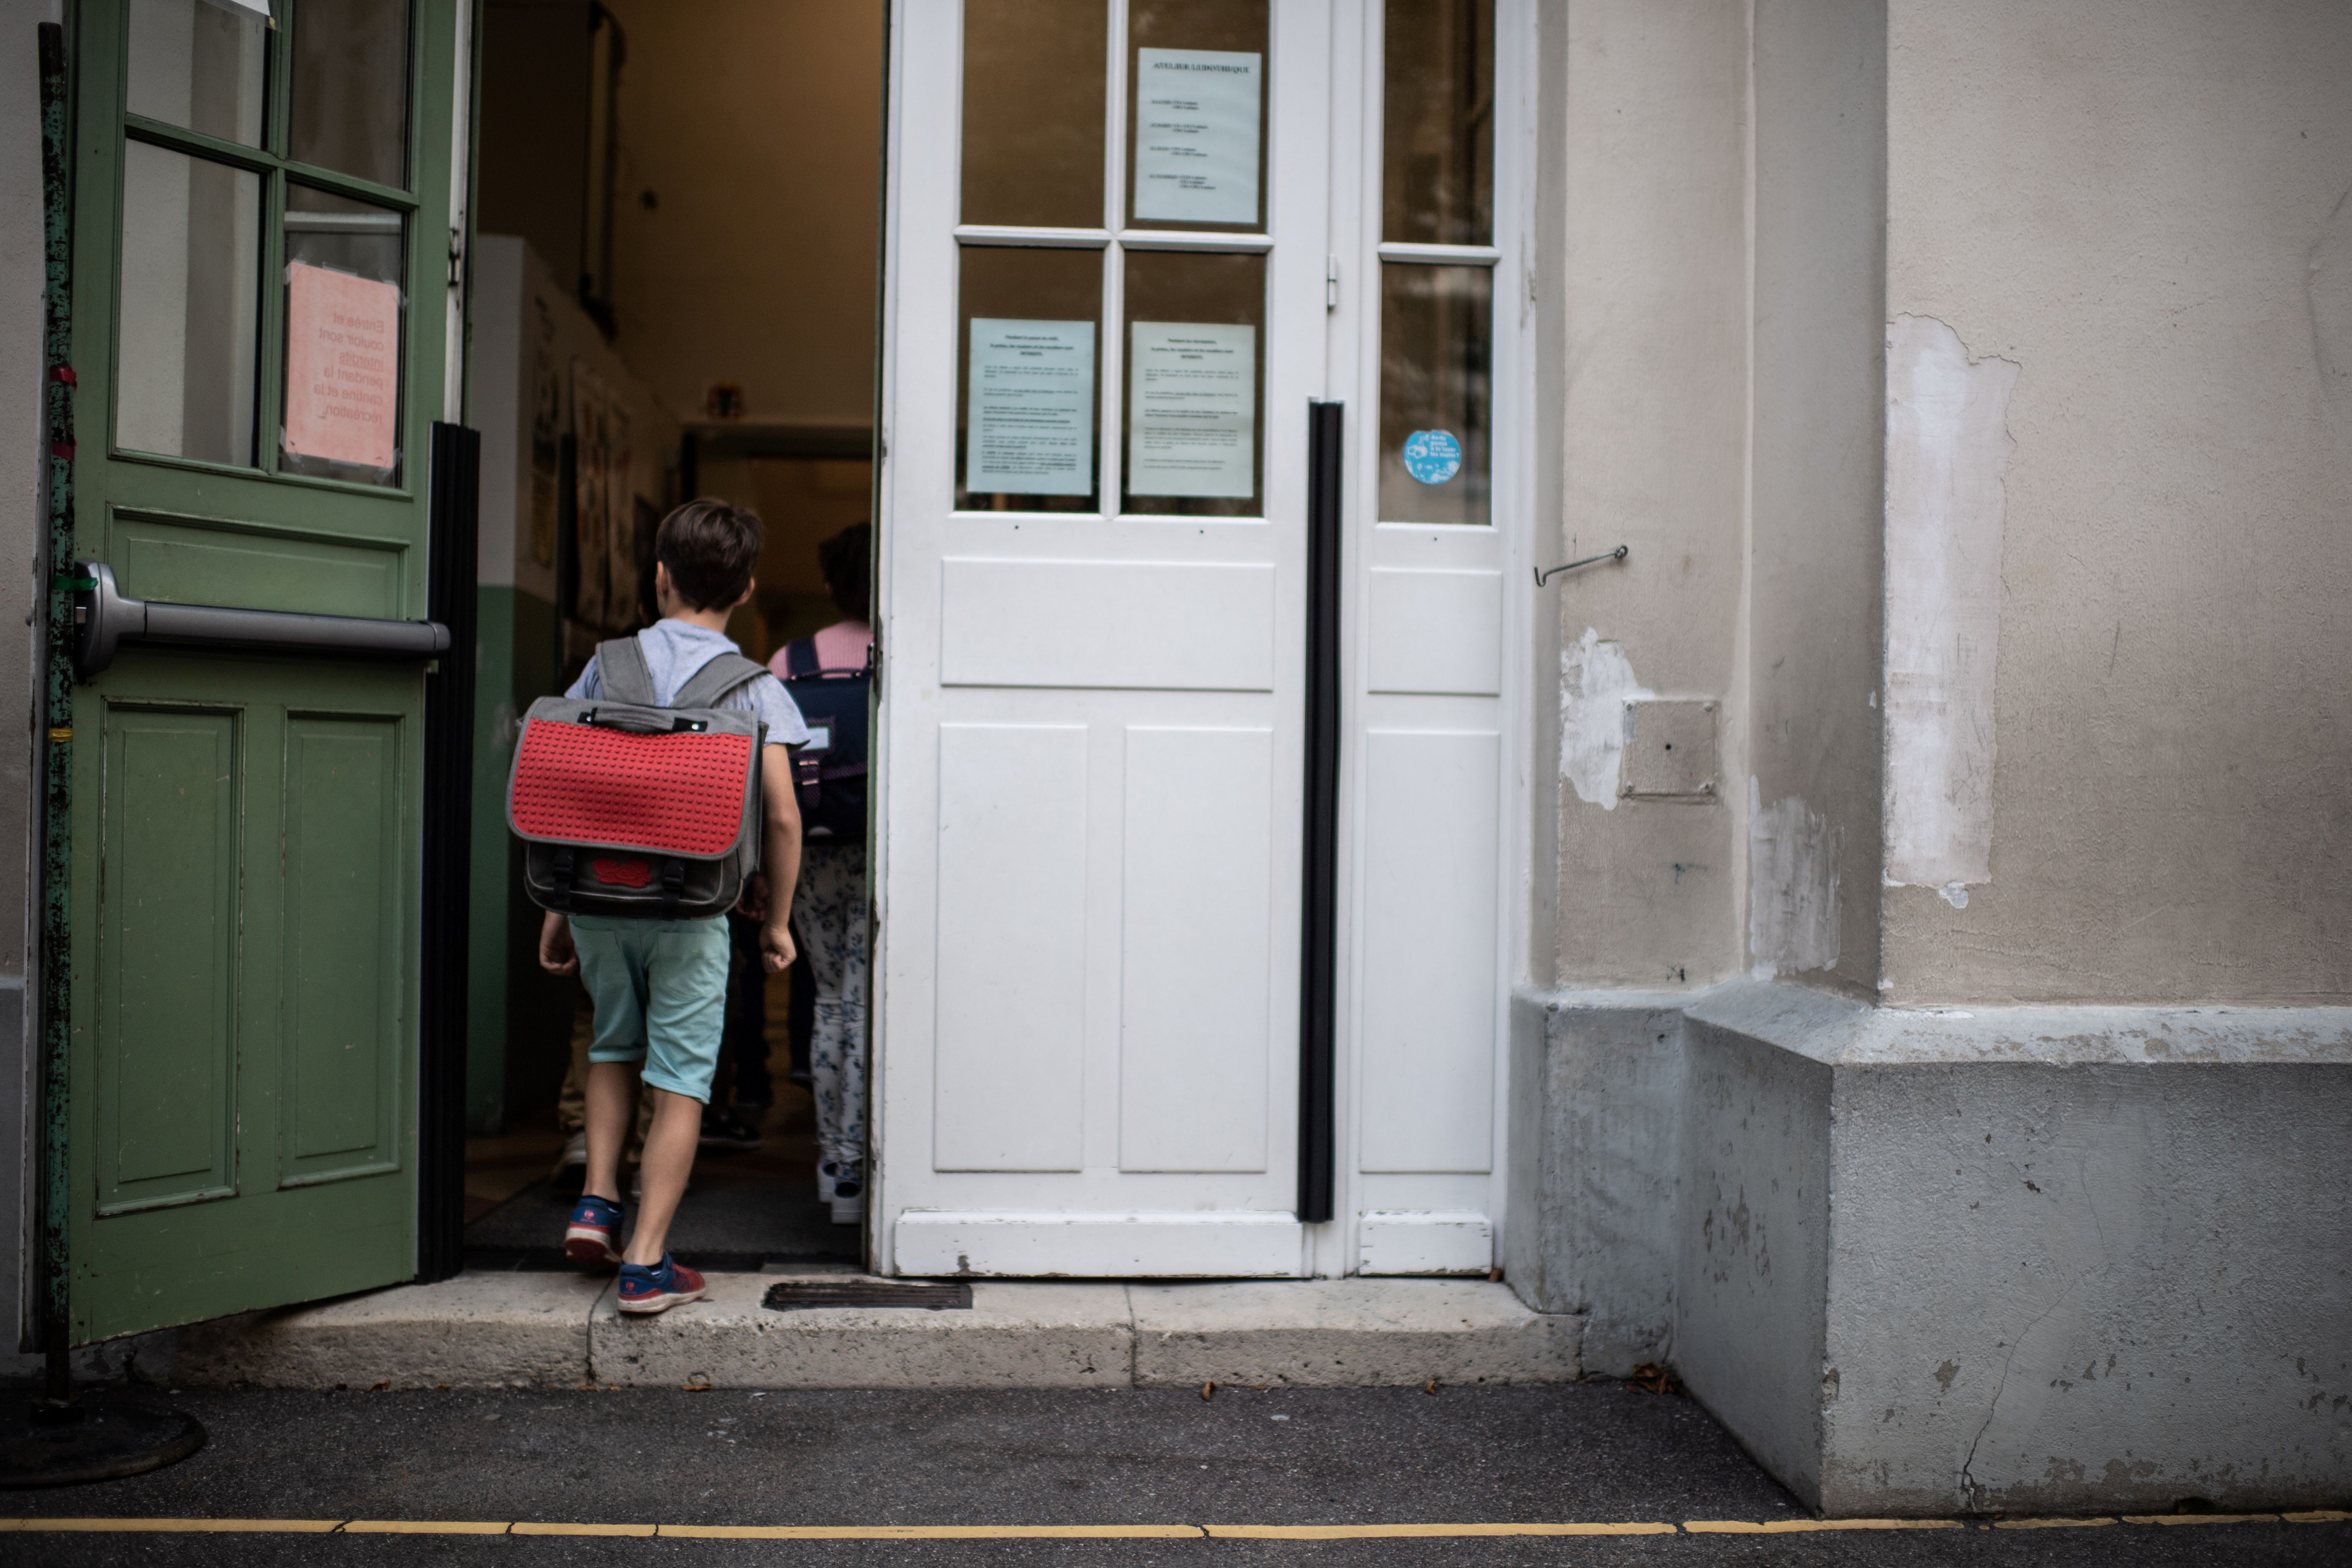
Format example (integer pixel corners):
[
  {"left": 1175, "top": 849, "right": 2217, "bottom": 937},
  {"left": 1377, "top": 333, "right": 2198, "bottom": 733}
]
[
  {"left": 967, "top": 318, "right": 1096, "bottom": 496},
  {"left": 1133, "top": 49, "right": 1262, "bottom": 226},
  {"left": 1128, "top": 321, "right": 1256, "bottom": 498}
]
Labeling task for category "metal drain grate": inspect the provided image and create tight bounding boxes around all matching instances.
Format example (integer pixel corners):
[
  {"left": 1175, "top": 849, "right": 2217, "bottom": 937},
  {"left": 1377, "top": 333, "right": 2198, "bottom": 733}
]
[{"left": 761, "top": 1279, "right": 972, "bottom": 1312}]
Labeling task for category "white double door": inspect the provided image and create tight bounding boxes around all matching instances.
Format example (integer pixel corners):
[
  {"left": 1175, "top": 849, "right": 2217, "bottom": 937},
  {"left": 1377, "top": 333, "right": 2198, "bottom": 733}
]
[{"left": 874, "top": 0, "right": 1525, "bottom": 1278}]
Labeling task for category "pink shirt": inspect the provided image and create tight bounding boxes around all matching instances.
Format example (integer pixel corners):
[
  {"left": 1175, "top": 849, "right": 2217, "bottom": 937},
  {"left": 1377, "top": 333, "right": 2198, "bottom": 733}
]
[{"left": 770, "top": 619, "right": 871, "bottom": 678}]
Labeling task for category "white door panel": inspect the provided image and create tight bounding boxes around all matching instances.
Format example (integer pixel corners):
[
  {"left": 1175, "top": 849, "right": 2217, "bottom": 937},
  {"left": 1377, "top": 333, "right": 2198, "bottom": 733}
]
[
  {"left": 934, "top": 723, "right": 1091, "bottom": 1172},
  {"left": 1365, "top": 567, "right": 1504, "bottom": 694},
  {"left": 940, "top": 557, "right": 1277, "bottom": 690},
  {"left": 1355, "top": 728, "right": 1501, "bottom": 1175},
  {"left": 1119, "top": 726, "right": 1277, "bottom": 1173}
]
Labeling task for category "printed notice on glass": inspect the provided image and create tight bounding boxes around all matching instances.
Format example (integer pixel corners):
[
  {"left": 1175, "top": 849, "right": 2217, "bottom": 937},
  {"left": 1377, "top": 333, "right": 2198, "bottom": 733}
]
[
  {"left": 966, "top": 318, "right": 1096, "bottom": 496},
  {"left": 1128, "top": 321, "right": 1256, "bottom": 498},
  {"left": 283, "top": 261, "right": 400, "bottom": 471},
  {"left": 1133, "top": 49, "right": 1262, "bottom": 226}
]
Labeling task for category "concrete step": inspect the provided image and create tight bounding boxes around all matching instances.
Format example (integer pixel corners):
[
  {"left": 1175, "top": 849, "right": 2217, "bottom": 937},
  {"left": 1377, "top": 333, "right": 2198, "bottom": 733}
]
[{"left": 171, "top": 1273, "right": 1582, "bottom": 1392}]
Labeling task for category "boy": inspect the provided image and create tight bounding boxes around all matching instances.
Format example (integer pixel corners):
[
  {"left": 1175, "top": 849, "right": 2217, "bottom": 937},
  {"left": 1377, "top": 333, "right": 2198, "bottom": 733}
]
[{"left": 537, "top": 499, "right": 806, "bottom": 1315}]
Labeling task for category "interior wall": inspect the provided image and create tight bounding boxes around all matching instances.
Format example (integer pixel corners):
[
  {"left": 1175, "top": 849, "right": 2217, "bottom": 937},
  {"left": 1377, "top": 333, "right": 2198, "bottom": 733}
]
[
  {"left": 1743, "top": 0, "right": 1885, "bottom": 999},
  {"left": 1882, "top": 0, "right": 2352, "bottom": 1004},
  {"left": 602, "top": 0, "right": 885, "bottom": 428},
  {"left": 1549, "top": 0, "right": 1748, "bottom": 989}
]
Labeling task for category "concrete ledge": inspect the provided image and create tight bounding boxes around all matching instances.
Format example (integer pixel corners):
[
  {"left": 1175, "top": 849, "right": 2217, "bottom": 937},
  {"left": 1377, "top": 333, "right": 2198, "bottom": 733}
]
[
  {"left": 172, "top": 1272, "right": 605, "bottom": 1390},
  {"left": 588, "top": 1278, "right": 1134, "bottom": 1389},
  {"left": 164, "top": 1274, "right": 1581, "bottom": 1394},
  {"left": 1130, "top": 1280, "right": 1581, "bottom": 1388}
]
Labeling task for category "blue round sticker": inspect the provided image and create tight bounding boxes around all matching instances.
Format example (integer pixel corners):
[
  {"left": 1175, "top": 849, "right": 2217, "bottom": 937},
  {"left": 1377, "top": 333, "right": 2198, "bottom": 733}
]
[{"left": 1402, "top": 429, "right": 1462, "bottom": 485}]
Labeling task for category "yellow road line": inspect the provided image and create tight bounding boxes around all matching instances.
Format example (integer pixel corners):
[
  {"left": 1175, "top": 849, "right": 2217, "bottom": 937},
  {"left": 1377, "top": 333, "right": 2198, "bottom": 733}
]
[
  {"left": 513, "top": 1521, "right": 660, "bottom": 1536},
  {"left": 658, "top": 1524, "right": 1205, "bottom": 1539},
  {"left": 1685, "top": 1519, "right": 1960, "bottom": 1533},
  {"left": 4, "top": 1510, "right": 2344, "bottom": 1536},
  {"left": 1206, "top": 1523, "right": 1675, "bottom": 1538}
]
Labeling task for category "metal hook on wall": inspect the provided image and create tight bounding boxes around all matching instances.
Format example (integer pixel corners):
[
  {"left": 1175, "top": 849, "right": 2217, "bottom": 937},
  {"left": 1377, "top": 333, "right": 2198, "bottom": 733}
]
[{"left": 1533, "top": 543, "right": 1628, "bottom": 587}]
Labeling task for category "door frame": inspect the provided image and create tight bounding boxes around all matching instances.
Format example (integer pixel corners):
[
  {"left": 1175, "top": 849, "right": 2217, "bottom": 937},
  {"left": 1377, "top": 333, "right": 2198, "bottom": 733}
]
[{"left": 866, "top": 0, "right": 1539, "bottom": 1278}]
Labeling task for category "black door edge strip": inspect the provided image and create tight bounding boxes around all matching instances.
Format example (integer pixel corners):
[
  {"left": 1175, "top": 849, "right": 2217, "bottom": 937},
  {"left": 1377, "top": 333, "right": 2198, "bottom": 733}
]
[{"left": 1297, "top": 400, "right": 1343, "bottom": 1225}]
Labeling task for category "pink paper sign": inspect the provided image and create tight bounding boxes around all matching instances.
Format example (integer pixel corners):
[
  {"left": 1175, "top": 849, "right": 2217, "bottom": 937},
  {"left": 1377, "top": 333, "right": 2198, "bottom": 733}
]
[{"left": 284, "top": 262, "right": 400, "bottom": 471}]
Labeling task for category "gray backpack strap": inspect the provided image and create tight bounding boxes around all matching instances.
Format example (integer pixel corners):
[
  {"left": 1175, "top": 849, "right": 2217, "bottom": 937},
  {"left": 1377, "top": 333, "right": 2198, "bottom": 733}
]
[
  {"left": 596, "top": 636, "right": 658, "bottom": 707},
  {"left": 673, "top": 652, "right": 767, "bottom": 710}
]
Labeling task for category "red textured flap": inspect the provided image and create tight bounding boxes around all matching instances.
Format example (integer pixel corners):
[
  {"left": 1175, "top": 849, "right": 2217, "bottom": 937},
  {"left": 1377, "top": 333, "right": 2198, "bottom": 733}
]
[{"left": 511, "top": 719, "right": 752, "bottom": 858}]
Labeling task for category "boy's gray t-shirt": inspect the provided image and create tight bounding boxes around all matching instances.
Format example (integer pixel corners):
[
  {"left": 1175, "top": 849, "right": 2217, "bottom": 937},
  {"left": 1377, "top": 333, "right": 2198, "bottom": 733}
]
[{"left": 566, "top": 620, "right": 811, "bottom": 748}]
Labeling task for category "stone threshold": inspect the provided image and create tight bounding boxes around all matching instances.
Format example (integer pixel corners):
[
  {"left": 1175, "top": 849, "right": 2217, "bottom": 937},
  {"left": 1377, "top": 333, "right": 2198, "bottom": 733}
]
[{"left": 169, "top": 1272, "right": 1584, "bottom": 1391}]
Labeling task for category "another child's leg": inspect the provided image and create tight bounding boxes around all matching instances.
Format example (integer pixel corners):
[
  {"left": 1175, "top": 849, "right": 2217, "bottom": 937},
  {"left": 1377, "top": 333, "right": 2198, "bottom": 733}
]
[{"left": 583, "top": 1059, "right": 639, "bottom": 1203}]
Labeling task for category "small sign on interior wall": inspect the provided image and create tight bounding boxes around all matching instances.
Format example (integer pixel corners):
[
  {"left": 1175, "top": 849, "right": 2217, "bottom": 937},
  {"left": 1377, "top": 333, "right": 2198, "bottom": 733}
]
[{"left": 283, "top": 262, "right": 400, "bottom": 472}]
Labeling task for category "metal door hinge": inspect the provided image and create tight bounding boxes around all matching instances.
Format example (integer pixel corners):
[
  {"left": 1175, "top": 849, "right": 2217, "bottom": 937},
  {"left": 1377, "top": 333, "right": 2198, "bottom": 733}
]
[{"left": 1325, "top": 255, "right": 1339, "bottom": 311}]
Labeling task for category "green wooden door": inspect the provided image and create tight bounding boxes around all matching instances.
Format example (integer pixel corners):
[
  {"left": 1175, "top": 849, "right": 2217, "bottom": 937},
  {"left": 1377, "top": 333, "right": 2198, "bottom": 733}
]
[{"left": 62, "top": 0, "right": 463, "bottom": 1343}]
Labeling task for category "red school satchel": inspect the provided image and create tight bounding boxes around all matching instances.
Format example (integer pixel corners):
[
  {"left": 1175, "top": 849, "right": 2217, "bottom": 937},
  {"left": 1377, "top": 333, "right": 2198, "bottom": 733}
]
[{"left": 507, "top": 637, "right": 770, "bottom": 918}]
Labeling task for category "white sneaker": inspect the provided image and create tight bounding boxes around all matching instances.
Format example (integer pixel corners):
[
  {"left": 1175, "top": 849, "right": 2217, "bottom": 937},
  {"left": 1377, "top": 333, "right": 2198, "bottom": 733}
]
[{"left": 828, "top": 1162, "right": 864, "bottom": 1226}]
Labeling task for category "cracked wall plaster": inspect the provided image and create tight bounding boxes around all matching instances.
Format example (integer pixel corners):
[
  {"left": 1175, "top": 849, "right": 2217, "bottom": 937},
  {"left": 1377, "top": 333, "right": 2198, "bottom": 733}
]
[
  {"left": 1882, "top": 313, "right": 2016, "bottom": 898},
  {"left": 1560, "top": 629, "right": 1653, "bottom": 810},
  {"left": 1747, "top": 781, "right": 1841, "bottom": 980}
]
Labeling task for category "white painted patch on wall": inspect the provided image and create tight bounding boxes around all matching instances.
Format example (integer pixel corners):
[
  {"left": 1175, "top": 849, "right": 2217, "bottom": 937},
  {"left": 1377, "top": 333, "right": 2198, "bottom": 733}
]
[
  {"left": 1747, "top": 778, "right": 1842, "bottom": 979},
  {"left": 1560, "top": 628, "right": 1652, "bottom": 809},
  {"left": 1883, "top": 314, "right": 2018, "bottom": 898}
]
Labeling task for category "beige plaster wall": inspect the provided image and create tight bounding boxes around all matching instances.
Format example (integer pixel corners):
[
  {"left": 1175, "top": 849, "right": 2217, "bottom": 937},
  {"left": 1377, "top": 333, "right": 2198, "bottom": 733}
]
[
  {"left": 1547, "top": 0, "right": 1748, "bottom": 990},
  {"left": 1882, "top": 0, "right": 2352, "bottom": 1004},
  {"left": 1744, "top": 0, "right": 1885, "bottom": 999}
]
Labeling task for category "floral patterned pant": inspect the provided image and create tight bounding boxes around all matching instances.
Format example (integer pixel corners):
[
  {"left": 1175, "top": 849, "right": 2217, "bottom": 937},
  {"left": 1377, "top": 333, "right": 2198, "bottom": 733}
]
[{"left": 792, "top": 841, "right": 868, "bottom": 1168}]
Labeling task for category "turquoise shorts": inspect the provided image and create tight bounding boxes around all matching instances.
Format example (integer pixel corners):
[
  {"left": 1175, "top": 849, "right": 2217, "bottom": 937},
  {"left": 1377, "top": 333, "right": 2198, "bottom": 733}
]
[{"left": 570, "top": 914, "right": 730, "bottom": 1103}]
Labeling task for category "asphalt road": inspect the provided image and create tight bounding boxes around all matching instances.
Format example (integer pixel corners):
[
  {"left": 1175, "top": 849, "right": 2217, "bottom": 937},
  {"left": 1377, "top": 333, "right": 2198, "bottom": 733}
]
[{"left": 2, "top": 1380, "right": 2341, "bottom": 1566}]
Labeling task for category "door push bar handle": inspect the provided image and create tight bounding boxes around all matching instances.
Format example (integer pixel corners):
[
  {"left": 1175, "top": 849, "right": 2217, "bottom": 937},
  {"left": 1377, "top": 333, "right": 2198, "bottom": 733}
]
[{"left": 71, "top": 560, "right": 453, "bottom": 681}]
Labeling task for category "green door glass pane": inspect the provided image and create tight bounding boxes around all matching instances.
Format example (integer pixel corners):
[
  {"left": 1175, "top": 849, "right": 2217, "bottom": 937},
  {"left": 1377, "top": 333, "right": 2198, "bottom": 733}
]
[
  {"left": 114, "top": 140, "right": 261, "bottom": 466},
  {"left": 1381, "top": 0, "right": 1494, "bottom": 246},
  {"left": 280, "top": 185, "right": 407, "bottom": 483},
  {"left": 125, "top": 0, "right": 269, "bottom": 147},
  {"left": 1121, "top": 248, "right": 1264, "bottom": 517},
  {"left": 290, "top": 0, "right": 414, "bottom": 188},
  {"left": 1378, "top": 262, "right": 1489, "bottom": 525},
  {"left": 960, "top": 0, "right": 1106, "bottom": 229}
]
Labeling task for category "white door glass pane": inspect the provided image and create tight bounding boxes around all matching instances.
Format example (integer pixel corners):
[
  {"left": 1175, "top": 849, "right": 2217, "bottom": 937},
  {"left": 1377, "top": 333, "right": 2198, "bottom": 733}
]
[
  {"left": 956, "top": 246, "right": 1102, "bottom": 512},
  {"left": 1121, "top": 249, "right": 1264, "bottom": 515},
  {"left": 126, "top": 0, "right": 269, "bottom": 147},
  {"left": 961, "top": 0, "right": 1107, "bottom": 229},
  {"left": 1381, "top": 0, "right": 1493, "bottom": 246},
  {"left": 1126, "top": 0, "right": 1267, "bottom": 231},
  {"left": 116, "top": 140, "right": 260, "bottom": 466},
  {"left": 1378, "top": 262, "right": 1489, "bottom": 524}
]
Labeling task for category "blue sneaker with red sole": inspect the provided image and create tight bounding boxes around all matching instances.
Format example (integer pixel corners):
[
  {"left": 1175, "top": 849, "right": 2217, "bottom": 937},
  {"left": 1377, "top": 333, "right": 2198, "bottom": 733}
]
[
  {"left": 564, "top": 1194, "right": 625, "bottom": 1266},
  {"left": 616, "top": 1253, "right": 706, "bottom": 1315}
]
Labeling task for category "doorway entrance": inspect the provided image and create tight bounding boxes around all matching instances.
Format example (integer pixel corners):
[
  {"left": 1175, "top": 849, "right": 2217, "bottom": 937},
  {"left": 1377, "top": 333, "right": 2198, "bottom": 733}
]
[
  {"left": 874, "top": 0, "right": 1524, "bottom": 1277},
  {"left": 455, "top": 0, "right": 885, "bottom": 1274}
]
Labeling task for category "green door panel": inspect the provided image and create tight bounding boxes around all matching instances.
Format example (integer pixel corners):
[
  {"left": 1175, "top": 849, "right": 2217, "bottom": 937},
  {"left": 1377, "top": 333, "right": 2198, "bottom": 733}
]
[
  {"left": 63, "top": 0, "right": 461, "bottom": 1344},
  {"left": 280, "top": 714, "right": 403, "bottom": 1183},
  {"left": 95, "top": 706, "right": 237, "bottom": 1216}
]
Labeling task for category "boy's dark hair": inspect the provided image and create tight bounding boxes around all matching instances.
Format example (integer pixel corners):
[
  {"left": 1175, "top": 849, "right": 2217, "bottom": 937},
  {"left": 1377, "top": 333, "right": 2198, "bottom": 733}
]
[
  {"left": 818, "top": 522, "right": 872, "bottom": 621},
  {"left": 657, "top": 498, "right": 764, "bottom": 611}
]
